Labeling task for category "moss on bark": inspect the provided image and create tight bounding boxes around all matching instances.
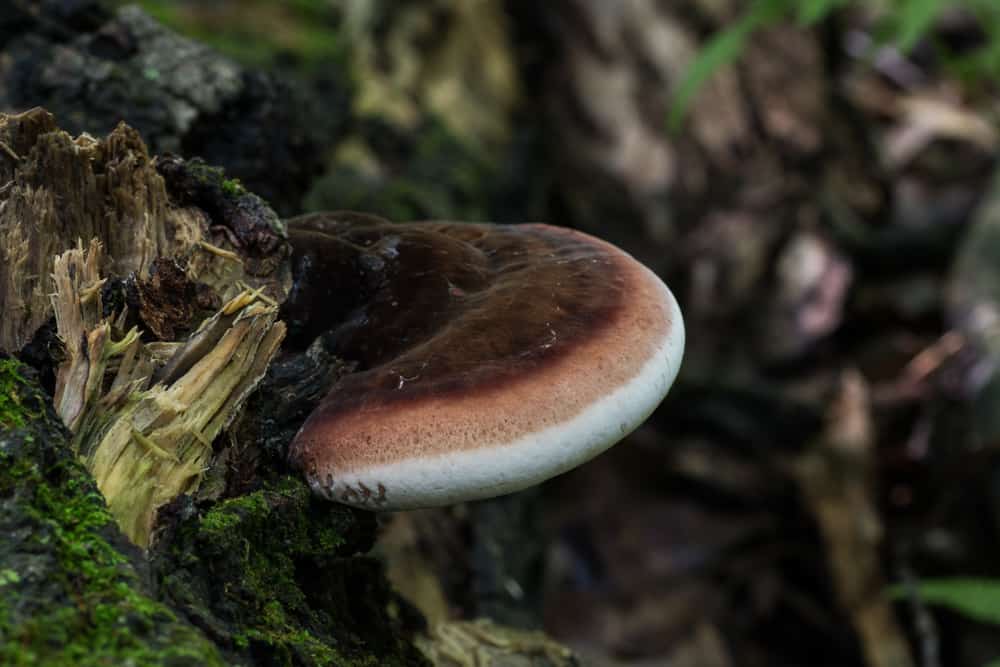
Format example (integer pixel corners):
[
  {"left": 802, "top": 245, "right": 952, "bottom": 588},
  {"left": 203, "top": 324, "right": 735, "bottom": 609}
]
[
  {"left": 152, "top": 478, "right": 427, "bottom": 666},
  {"left": 0, "top": 357, "right": 427, "bottom": 666},
  {"left": 0, "top": 105, "right": 427, "bottom": 664},
  {"left": 0, "top": 359, "right": 226, "bottom": 666}
]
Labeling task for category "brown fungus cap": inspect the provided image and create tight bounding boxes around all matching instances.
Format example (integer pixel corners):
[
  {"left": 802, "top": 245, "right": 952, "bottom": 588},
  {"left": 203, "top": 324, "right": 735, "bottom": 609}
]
[{"left": 284, "top": 212, "right": 684, "bottom": 510}]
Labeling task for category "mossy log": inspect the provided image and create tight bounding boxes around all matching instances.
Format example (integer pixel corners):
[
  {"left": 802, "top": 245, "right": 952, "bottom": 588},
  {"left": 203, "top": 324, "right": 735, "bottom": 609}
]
[
  {"left": 0, "top": 359, "right": 227, "bottom": 666},
  {"left": 0, "top": 357, "right": 426, "bottom": 666},
  {"left": 0, "top": 109, "right": 426, "bottom": 665}
]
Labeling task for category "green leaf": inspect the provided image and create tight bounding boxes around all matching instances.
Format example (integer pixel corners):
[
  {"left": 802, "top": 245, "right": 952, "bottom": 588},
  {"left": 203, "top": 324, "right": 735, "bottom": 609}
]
[
  {"left": 892, "top": 0, "right": 947, "bottom": 53},
  {"left": 797, "top": 0, "right": 847, "bottom": 25},
  {"left": 981, "top": 659, "right": 1000, "bottom": 667},
  {"left": 892, "top": 578, "right": 1000, "bottom": 626},
  {"left": 668, "top": 0, "right": 787, "bottom": 130},
  {"left": 967, "top": 1, "right": 1000, "bottom": 76}
]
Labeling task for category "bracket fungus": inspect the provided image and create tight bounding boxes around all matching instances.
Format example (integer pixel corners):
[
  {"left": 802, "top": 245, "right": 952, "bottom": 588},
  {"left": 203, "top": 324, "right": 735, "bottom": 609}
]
[{"left": 285, "top": 212, "right": 684, "bottom": 510}]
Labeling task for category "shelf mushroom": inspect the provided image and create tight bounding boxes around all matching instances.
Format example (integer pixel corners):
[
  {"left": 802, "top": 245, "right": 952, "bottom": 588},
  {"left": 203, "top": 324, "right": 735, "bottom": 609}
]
[{"left": 283, "top": 212, "right": 684, "bottom": 510}]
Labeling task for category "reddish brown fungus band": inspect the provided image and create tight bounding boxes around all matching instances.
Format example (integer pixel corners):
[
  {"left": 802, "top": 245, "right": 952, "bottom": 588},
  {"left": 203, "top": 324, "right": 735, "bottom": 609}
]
[{"left": 283, "top": 212, "right": 684, "bottom": 510}]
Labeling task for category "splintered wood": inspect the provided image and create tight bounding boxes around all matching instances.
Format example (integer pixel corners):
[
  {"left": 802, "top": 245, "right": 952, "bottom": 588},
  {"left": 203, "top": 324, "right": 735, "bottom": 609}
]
[
  {"left": 51, "top": 241, "right": 285, "bottom": 547},
  {"left": 0, "top": 108, "right": 176, "bottom": 353},
  {"left": 51, "top": 239, "right": 116, "bottom": 433},
  {"left": 0, "top": 108, "right": 293, "bottom": 547},
  {"left": 0, "top": 107, "right": 289, "bottom": 355}
]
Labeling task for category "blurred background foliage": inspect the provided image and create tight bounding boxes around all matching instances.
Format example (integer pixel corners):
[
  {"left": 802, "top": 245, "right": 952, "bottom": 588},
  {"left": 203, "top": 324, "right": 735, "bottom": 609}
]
[
  {"left": 129, "top": 0, "right": 352, "bottom": 69},
  {"left": 672, "top": 0, "right": 1000, "bottom": 126}
]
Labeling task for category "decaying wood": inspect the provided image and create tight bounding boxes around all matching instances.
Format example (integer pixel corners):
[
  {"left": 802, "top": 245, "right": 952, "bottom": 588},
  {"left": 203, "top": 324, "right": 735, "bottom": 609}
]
[
  {"left": 0, "top": 108, "right": 176, "bottom": 352},
  {"left": 50, "top": 239, "right": 115, "bottom": 433},
  {"left": 0, "top": 107, "right": 294, "bottom": 547},
  {"left": 0, "top": 106, "right": 290, "bottom": 355},
  {"left": 50, "top": 241, "right": 285, "bottom": 547}
]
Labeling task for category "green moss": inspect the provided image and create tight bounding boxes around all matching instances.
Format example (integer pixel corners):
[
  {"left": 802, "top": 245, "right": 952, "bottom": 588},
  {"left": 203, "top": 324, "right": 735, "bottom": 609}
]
[
  {"left": 0, "top": 363, "right": 423, "bottom": 667},
  {"left": 222, "top": 177, "right": 245, "bottom": 196},
  {"left": 184, "top": 160, "right": 244, "bottom": 199},
  {"left": 0, "top": 362, "right": 224, "bottom": 666},
  {"left": 235, "top": 600, "right": 341, "bottom": 666},
  {"left": 0, "top": 359, "right": 39, "bottom": 429},
  {"left": 161, "top": 156, "right": 287, "bottom": 240},
  {"left": 154, "top": 477, "right": 426, "bottom": 666}
]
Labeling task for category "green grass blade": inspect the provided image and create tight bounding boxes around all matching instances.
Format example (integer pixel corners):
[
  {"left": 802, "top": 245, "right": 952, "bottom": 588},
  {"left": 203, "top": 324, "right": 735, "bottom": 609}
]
[
  {"left": 892, "top": 0, "right": 947, "bottom": 53},
  {"left": 797, "top": 0, "right": 847, "bottom": 25},
  {"left": 668, "top": 0, "right": 785, "bottom": 130},
  {"left": 892, "top": 578, "right": 1000, "bottom": 626}
]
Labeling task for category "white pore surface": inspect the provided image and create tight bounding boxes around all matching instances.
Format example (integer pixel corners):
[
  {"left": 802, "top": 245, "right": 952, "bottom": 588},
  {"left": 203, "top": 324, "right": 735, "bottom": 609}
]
[{"left": 313, "top": 282, "right": 685, "bottom": 511}]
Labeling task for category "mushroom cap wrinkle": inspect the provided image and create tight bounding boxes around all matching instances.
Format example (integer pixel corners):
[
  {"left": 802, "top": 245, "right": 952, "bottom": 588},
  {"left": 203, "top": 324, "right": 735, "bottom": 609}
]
[{"left": 285, "top": 213, "right": 684, "bottom": 510}]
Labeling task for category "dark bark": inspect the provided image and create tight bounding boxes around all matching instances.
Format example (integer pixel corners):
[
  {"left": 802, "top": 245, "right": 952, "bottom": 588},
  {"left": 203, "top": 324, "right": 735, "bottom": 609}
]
[{"left": 0, "top": 0, "right": 345, "bottom": 216}]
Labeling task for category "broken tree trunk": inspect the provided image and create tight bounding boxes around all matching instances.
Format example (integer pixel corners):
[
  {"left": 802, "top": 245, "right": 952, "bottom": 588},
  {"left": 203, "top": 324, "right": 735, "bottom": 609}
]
[
  {"left": 0, "top": 107, "right": 290, "bottom": 355},
  {"left": 0, "top": 107, "right": 426, "bottom": 666}
]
